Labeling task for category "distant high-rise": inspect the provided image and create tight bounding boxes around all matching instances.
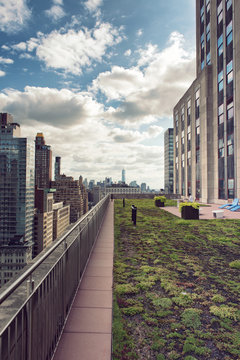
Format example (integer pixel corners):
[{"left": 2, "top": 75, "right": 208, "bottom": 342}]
[
  {"left": 55, "top": 156, "right": 61, "bottom": 180},
  {"left": 51, "top": 175, "right": 88, "bottom": 223},
  {"left": 122, "top": 169, "right": 126, "bottom": 183},
  {"left": 174, "top": 0, "right": 240, "bottom": 202},
  {"left": 141, "top": 183, "right": 147, "bottom": 193},
  {"left": 164, "top": 128, "right": 174, "bottom": 194},
  {"left": 35, "top": 133, "right": 52, "bottom": 189},
  {"left": 0, "top": 113, "right": 35, "bottom": 286}
]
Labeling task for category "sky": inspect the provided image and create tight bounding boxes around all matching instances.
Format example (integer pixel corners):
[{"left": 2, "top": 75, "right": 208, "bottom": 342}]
[{"left": 0, "top": 0, "right": 196, "bottom": 189}]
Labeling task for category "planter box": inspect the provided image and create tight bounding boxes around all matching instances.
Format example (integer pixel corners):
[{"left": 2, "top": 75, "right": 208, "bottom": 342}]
[
  {"left": 155, "top": 200, "right": 165, "bottom": 207},
  {"left": 181, "top": 206, "right": 199, "bottom": 220}
]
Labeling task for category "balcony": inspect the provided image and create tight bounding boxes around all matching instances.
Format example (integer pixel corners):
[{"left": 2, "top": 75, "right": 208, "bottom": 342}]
[{"left": 0, "top": 195, "right": 113, "bottom": 360}]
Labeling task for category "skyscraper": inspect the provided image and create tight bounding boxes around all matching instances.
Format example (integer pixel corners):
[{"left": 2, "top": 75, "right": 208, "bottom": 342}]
[
  {"left": 0, "top": 113, "right": 35, "bottom": 286},
  {"left": 122, "top": 169, "right": 126, "bottom": 183},
  {"left": 164, "top": 128, "right": 174, "bottom": 194},
  {"left": 35, "top": 133, "right": 52, "bottom": 189},
  {"left": 55, "top": 156, "right": 61, "bottom": 180},
  {"left": 173, "top": 0, "right": 239, "bottom": 202}
]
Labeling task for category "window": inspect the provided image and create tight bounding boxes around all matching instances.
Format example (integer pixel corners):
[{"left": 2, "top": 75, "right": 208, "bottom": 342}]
[
  {"left": 226, "top": 0, "right": 232, "bottom": 10},
  {"left": 218, "top": 11, "right": 223, "bottom": 24},
  {"left": 218, "top": 80, "right": 224, "bottom": 91},
  {"left": 218, "top": 70, "right": 223, "bottom": 82},
  {"left": 227, "top": 102, "right": 233, "bottom": 120},
  {"left": 226, "top": 20, "right": 232, "bottom": 36},
  {"left": 227, "top": 32, "right": 233, "bottom": 45},
  {"left": 206, "top": 52, "right": 211, "bottom": 64},
  {"left": 227, "top": 70, "right": 233, "bottom": 84},
  {"left": 227, "top": 60, "right": 233, "bottom": 74},
  {"left": 218, "top": 34, "right": 223, "bottom": 47},
  {"left": 218, "top": 104, "right": 224, "bottom": 116},
  {"left": 218, "top": 44, "right": 223, "bottom": 56},
  {"left": 217, "top": 2, "right": 223, "bottom": 15}
]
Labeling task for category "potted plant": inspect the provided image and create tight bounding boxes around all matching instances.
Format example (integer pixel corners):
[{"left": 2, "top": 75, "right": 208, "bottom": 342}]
[
  {"left": 154, "top": 196, "right": 166, "bottom": 207},
  {"left": 179, "top": 202, "right": 200, "bottom": 219}
]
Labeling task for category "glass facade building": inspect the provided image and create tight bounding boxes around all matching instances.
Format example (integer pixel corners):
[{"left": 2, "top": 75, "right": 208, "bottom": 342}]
[{"left": 0, "top": 114, "right": 35, "bottom": 286}]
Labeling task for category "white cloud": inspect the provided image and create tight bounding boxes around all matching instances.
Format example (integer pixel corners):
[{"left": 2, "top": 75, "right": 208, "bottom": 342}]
[
  {"left": 93, "top": 31, "right": 195, "bottom": 125},
  {"left": 0, "top": 85, "right": 165, "bottom": 188},
  {"left": 0, "top": 57, "right": 14, "bottom": 64},
  {"left": 0, "top": 70, "right": 6, "bottom": 77},
  {"left": 124, "top": 49, "right": 132, "bottom": 57},
  {"left": 0, "top": 0, "right": 31, "bottom": 34},
  {"left": 12, "top": 42, "right": 27, "bottom": 51},
  {"left": 91, "top": 66, "right": 145, "bottom": 100},
  {"left": 137, "top": 29, "right": 143, "bottom": 37},
  {"left": 84, "top": 0, "right": 102, "bottom": 13},
  {"left": 0, "top": 86, "right": 103, "bottom": 128},
  {"left": 0, "top": 31, "right": 195, "bottom": 189},
  {"left": 45, "top": 2, "right": 66, "bottom": 22},
  {"left": 34, "top": 22, "right": 123, "bottom": 74}
]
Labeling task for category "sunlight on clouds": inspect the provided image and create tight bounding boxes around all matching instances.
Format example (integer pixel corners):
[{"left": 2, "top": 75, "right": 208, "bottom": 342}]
[
  {"left": 84, "top": 0, "right": 103, "bottom": 13},
  {"left": 34, "top": 22, "right": 123, "bottom": 74},
  {"left": 93, "top": 31, "right": 195, "bottom": 124},
  {"left": 0, "top": 86, "right": 103, "bottom": 128},
  {"left": 124, "top": 49, "right": 132, "bottom": 57},
  {"left": 45, "top": 0, "right": 66, "bottom": 22},
  {"left": 0, "top": 70, "right": 6, "bottom": 77},
  {"left": 0, "top": 57, "right": 14, "bottom": 64},
  {"left": 0, "top": 0, "right": 31, "bottom": 33}
]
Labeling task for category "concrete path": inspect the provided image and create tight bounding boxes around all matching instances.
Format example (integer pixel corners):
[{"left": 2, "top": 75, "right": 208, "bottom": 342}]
[
  {"left": 53, "top": 201, "right": 114, "bottom": 360},
  {"left": 163, "top": 203, "right": 240, "bottom": 220}
]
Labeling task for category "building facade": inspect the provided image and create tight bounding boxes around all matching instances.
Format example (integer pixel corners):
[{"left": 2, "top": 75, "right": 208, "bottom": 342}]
[
  {"left": 52, "top": 202, "right": 70, "bottom": 241},
  {"left": 105, "top": 185, "right": 141, "bottom": 195},
  {"left": 34, "top": 188, "right": 54, "bottom": 256},
  {"left": 54, "top": 156, "right": 61, "bottom": 180},
  {"left": 35, "top": 133, "right": 52, "bottom": 189},
  {"left": 51, "top": 175, "right": 88, "bottom": 223},
  {"left": 164, "top": 128, "right": 174, "bottom": 194},
  {"left": 174, "top": 0, "right": 239, "bottom": 203},
  {"left": 0, "top": 114, "right": 35, "bottom": 286}
]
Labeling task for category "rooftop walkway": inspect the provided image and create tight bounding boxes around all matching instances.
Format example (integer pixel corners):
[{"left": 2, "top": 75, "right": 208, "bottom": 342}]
[
  {"left": 53, "top": 201, "right": 114, "bottom": 360},
  {"left": 163, "top": 203, "right": 240, "bottom": 220}
]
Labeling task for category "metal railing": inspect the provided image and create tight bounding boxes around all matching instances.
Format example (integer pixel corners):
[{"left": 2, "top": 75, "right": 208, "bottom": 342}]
[{"left": 0, "top": 195, "right": 110, "bottom": 360}]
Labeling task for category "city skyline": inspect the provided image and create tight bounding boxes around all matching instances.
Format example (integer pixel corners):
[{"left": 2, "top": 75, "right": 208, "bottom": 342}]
[{"left": 0, "top": 0, "right": 195, "bottom": 189}]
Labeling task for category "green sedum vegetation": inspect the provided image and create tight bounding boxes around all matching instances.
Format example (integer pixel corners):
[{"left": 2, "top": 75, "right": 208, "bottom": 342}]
[{"left": 112, "top": 199, "right": 240, "bottom": 360}]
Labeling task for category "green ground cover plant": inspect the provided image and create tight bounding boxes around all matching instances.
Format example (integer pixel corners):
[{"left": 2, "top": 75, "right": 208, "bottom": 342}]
[{"left": 112, "top": 199, "right": 240, "bottom": 360}]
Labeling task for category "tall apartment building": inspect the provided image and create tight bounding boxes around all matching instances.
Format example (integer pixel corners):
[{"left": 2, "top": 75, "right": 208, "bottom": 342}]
[
  {"left": 51, "top": 175, "right": 88, "bottom": 223},
  {"left": 34, "top": 188, "right": 54, "bottom": 257},
  {"left": 35, "top": 133, "right": 52, "bottom": 189},
  {"left": 55, "top": 156, "right": 61, "bottom": 180},
  {"left": 174, "top": 0, "right": 239, "bottom": 202},
  {"left": 164, "top": 128, "right": 174, "bottom": 194},
  {"left": 0, "top": 113, "right": 35, "bottom": 286},
  {"left": 52, "top": 202, "right": 70, "bottom": 241}
]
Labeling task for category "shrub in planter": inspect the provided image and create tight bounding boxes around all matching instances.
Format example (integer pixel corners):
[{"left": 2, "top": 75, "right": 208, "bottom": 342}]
[
  {"left": 154, "top": 196, "right": 166, "bottom": 207},
  {"left": 179, "top": 202, "right": 199, "bottom": 220}
]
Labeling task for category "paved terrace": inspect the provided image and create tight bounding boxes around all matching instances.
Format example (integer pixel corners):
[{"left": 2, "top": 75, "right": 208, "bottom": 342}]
[
  {"left": 53, "top": 201, "right": 114, "bottom": 360},
  {"left": 163, "top": 202, "right": 240, "bottom": 220}
]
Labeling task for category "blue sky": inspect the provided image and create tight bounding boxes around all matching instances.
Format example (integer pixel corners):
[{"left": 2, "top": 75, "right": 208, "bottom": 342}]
[{"left": 0, "top": 0, "right": 196, "bottom": 189}]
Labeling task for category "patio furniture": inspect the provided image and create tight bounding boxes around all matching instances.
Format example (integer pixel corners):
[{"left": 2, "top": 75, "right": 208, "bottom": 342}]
[
  {"left": 212, "top": 210, "right": 224, "bottom": 218},
  {"left": 229, "top": 205, "right": 240, "bottom": 212},
  {"left": 219, "top": 198, "right": 239, "bottom": 209}
]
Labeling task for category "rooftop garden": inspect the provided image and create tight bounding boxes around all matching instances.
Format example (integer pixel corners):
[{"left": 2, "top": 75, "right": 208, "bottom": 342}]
[{"left": 113, "top": 199, "right": 240, "bottom": 360}]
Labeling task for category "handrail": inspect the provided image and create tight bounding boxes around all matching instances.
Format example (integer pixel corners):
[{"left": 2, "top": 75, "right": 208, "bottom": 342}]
[{"left": 0, "top": 195, "right": 110, "bottom": 305}]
